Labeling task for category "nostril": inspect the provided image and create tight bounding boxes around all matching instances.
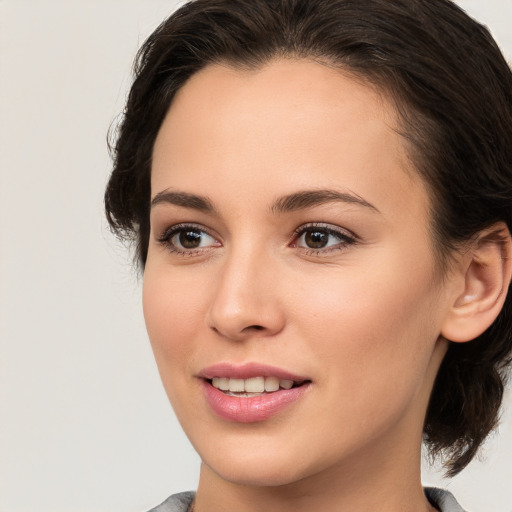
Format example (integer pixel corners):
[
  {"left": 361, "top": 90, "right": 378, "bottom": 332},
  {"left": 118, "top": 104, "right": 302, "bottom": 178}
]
[{"left": 245, "top": 325, "right": 264, "bottom": 331}]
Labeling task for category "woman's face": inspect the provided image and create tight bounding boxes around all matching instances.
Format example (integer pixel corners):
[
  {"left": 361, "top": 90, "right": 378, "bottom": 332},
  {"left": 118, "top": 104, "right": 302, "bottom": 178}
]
[{"left": 144, "top": 60, "right": 452, "bottom": 487}]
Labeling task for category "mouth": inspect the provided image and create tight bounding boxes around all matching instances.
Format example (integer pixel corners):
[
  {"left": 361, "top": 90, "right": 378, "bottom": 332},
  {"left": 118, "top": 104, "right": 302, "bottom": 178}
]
[
  {"left": 199, "top": 363, "right": 312, "bottom": 422},
  {"left": 208, "top": 376, "right": 307, "bottom": 397}
]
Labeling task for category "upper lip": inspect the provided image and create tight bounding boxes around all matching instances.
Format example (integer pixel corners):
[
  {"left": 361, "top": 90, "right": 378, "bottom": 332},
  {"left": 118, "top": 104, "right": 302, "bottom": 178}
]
[{"left": 198, "top": 362, "right": 310, "bottom": 382}]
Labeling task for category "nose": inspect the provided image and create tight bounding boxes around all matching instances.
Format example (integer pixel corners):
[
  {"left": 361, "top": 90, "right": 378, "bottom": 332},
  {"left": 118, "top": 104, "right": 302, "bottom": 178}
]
[{"left": 206, "top": 247, "right": 286, "bottom": 341}]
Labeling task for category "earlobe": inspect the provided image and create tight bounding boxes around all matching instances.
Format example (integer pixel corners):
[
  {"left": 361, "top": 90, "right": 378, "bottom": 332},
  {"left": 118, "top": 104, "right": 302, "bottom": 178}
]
[{"left": 441, "top": 222, "right": 512, "bottom": 343}]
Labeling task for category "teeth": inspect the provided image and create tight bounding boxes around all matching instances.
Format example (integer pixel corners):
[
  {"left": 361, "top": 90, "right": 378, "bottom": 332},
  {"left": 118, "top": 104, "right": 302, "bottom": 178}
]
[
  {"left": 212, "top": 377, "right": 229, "bottom": 391},
  {"left": 280, "top": 379, "right": 294, "bottom": 389},
  {"left": 211, "top": 376, "right": 298, "bottom": 393},
  {"left": 245, "top": 377, "right": 265, "bottom": 393},
  {"left": 228, "top": 378, "right": 245, "bottom": 392},
  {"left": 264, "top": 376, "right": 280, "bottom": 392}
]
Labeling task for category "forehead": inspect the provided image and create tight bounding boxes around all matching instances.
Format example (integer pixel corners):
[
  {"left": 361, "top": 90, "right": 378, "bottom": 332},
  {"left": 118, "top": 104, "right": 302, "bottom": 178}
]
[
  {"left": 151, "top": 59, "right": 430, "bottom": 222},
  {"left": 154, "top": 59, "right": 397, "bottom": 162}
]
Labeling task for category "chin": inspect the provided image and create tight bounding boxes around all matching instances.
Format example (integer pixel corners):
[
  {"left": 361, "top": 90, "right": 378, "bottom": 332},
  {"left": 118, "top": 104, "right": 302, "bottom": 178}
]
[
  {"left": 192, "top": 427, "right": 342, "bottom": 489},
  {"left": 203, "top": 454, "right": 312, "bottom": 488}
]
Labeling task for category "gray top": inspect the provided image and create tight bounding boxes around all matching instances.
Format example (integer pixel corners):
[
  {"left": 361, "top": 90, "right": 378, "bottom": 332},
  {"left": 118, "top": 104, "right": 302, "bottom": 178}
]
[
  {"left": 147, "top": 491, "right": 194, "bottom": 512},
  {"left": 147, "top": 488, "right": 466, "bottom": 511}
]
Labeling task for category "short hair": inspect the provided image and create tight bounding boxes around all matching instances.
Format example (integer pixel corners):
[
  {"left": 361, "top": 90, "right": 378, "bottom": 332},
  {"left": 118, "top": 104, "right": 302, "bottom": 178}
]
[{"left": 105, "top": 0, "right": 512, "bottom": 476}]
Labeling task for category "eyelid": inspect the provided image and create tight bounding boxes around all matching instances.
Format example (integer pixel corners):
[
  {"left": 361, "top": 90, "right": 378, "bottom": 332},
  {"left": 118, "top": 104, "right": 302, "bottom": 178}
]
[
  {"left": 157, "top": 223, "right": 221, "bottom": 255},
  {"left": 155, "top": 221, "right": 357, "bottom": 257},
  {"left": 290, "top": 222, "right": 358, "bottom": 252}
]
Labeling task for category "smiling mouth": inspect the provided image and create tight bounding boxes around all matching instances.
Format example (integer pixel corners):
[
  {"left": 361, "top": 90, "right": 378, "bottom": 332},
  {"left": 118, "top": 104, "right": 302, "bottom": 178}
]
[
  {"left": 202, "top": 368, "right": 312, "bottom": 422},
  {"left": 209, "top": 376, "right": 308, "bottom": 396}
]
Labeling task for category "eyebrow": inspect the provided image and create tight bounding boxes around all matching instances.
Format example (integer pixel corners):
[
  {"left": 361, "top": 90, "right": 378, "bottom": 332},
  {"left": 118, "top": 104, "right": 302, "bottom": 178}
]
[
  {"left": 151, "top": 190, "right": 215, "bottom": 212},
  {"left": 150, "top": 188, "right": 379, "bottom": 215},
  {"left": 271, "top": 189, "right": 380, "bottom": 214}
]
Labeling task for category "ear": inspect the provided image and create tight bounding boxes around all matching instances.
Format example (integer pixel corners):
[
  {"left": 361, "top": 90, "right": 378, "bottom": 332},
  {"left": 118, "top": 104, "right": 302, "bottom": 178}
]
[{"left": 441, "top": 222, "right": 512, "bottom": 343}]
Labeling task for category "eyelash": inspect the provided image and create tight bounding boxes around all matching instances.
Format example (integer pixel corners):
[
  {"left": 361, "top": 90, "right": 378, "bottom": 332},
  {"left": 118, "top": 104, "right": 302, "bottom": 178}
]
[
  {"left": 157, "top": 223, "right": 220, "bottom": 256},
  {"left": 156, "top": 223, "right": 357, "bottom": 256},
  {"left": 291, "top": 223, "right": 358, "bottom": 255}
]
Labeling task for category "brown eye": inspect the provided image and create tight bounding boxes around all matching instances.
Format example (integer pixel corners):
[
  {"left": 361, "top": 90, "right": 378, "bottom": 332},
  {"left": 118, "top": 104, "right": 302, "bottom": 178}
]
[
  {"left": 304, "top": 230, "right": 330, "bottom": 249},
  {"left": 166, "top": 226, "right": 218, "bottom": 251},
  {"left": 294, "top": 225, "right": 356, "bottom": 253},
  {"left": 178, "top": 229, "right": 203, "bottom": 249}
]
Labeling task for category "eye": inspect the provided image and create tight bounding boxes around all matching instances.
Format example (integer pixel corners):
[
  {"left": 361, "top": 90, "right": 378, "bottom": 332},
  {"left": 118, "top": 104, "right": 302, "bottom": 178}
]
[
  {"left": 158, "top": 224, "right": 220, "bottom": 254},
  {"left": 171, "top": 228, "right": 215, "bottom": 249},
  {"left": 293, "top": 224, "right": 356, "bottom": 252}
]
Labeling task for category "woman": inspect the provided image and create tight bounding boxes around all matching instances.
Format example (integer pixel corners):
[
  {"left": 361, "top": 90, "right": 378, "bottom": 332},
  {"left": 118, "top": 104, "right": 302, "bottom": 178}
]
[{"left": 105, "top": 0, "right": 512, "bottom": 511}]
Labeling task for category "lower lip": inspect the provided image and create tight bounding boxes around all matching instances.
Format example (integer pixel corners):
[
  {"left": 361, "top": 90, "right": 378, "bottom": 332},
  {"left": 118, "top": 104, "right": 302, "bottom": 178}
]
[{"left": 201, "top": 380, "right": 310, "bottom": 423}]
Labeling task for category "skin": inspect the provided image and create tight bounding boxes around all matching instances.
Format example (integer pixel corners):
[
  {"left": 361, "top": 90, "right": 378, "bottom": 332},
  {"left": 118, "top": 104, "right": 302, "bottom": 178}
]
[{"left": 143, "top": 59, "right": 463, "bottom": 512}]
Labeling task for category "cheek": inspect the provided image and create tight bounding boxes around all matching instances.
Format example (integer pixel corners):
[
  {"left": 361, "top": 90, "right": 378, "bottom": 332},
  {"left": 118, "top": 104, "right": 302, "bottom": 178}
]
[
  {"left": 293, "top": 254, "right": 441, "bottom": 395},
  {"left": 282, "top": 263, "right": 442, "bottom": 459},
  {"left": 142, "top": 264, "right": 207, "bottom": 377}
]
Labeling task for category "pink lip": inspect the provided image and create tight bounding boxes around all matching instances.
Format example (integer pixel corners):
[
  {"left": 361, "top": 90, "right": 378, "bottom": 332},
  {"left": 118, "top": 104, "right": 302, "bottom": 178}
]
[{"left": 198, "top": 362, "right": 311, "bottom": 423}]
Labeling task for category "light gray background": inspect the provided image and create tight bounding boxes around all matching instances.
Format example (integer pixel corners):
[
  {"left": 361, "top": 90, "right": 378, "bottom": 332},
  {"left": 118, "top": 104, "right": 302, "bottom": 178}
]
[{"left": 1, "top": 1, "right": 511, "bottom": 511}]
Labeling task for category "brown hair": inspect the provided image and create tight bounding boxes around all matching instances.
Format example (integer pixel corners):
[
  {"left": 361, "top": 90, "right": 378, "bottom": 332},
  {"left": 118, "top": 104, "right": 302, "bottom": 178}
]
[{"left": 105, "top": 0, "right": 512, "bottom": 476}]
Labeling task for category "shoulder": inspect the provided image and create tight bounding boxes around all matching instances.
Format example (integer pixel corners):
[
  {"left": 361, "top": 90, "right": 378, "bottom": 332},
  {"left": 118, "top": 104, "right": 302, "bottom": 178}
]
[
  {"left": 146, "top": 491, "right": 195, "bottom": 512},
  {"left": 425, "top": 487, "right": 467, "bottom": 512}
]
